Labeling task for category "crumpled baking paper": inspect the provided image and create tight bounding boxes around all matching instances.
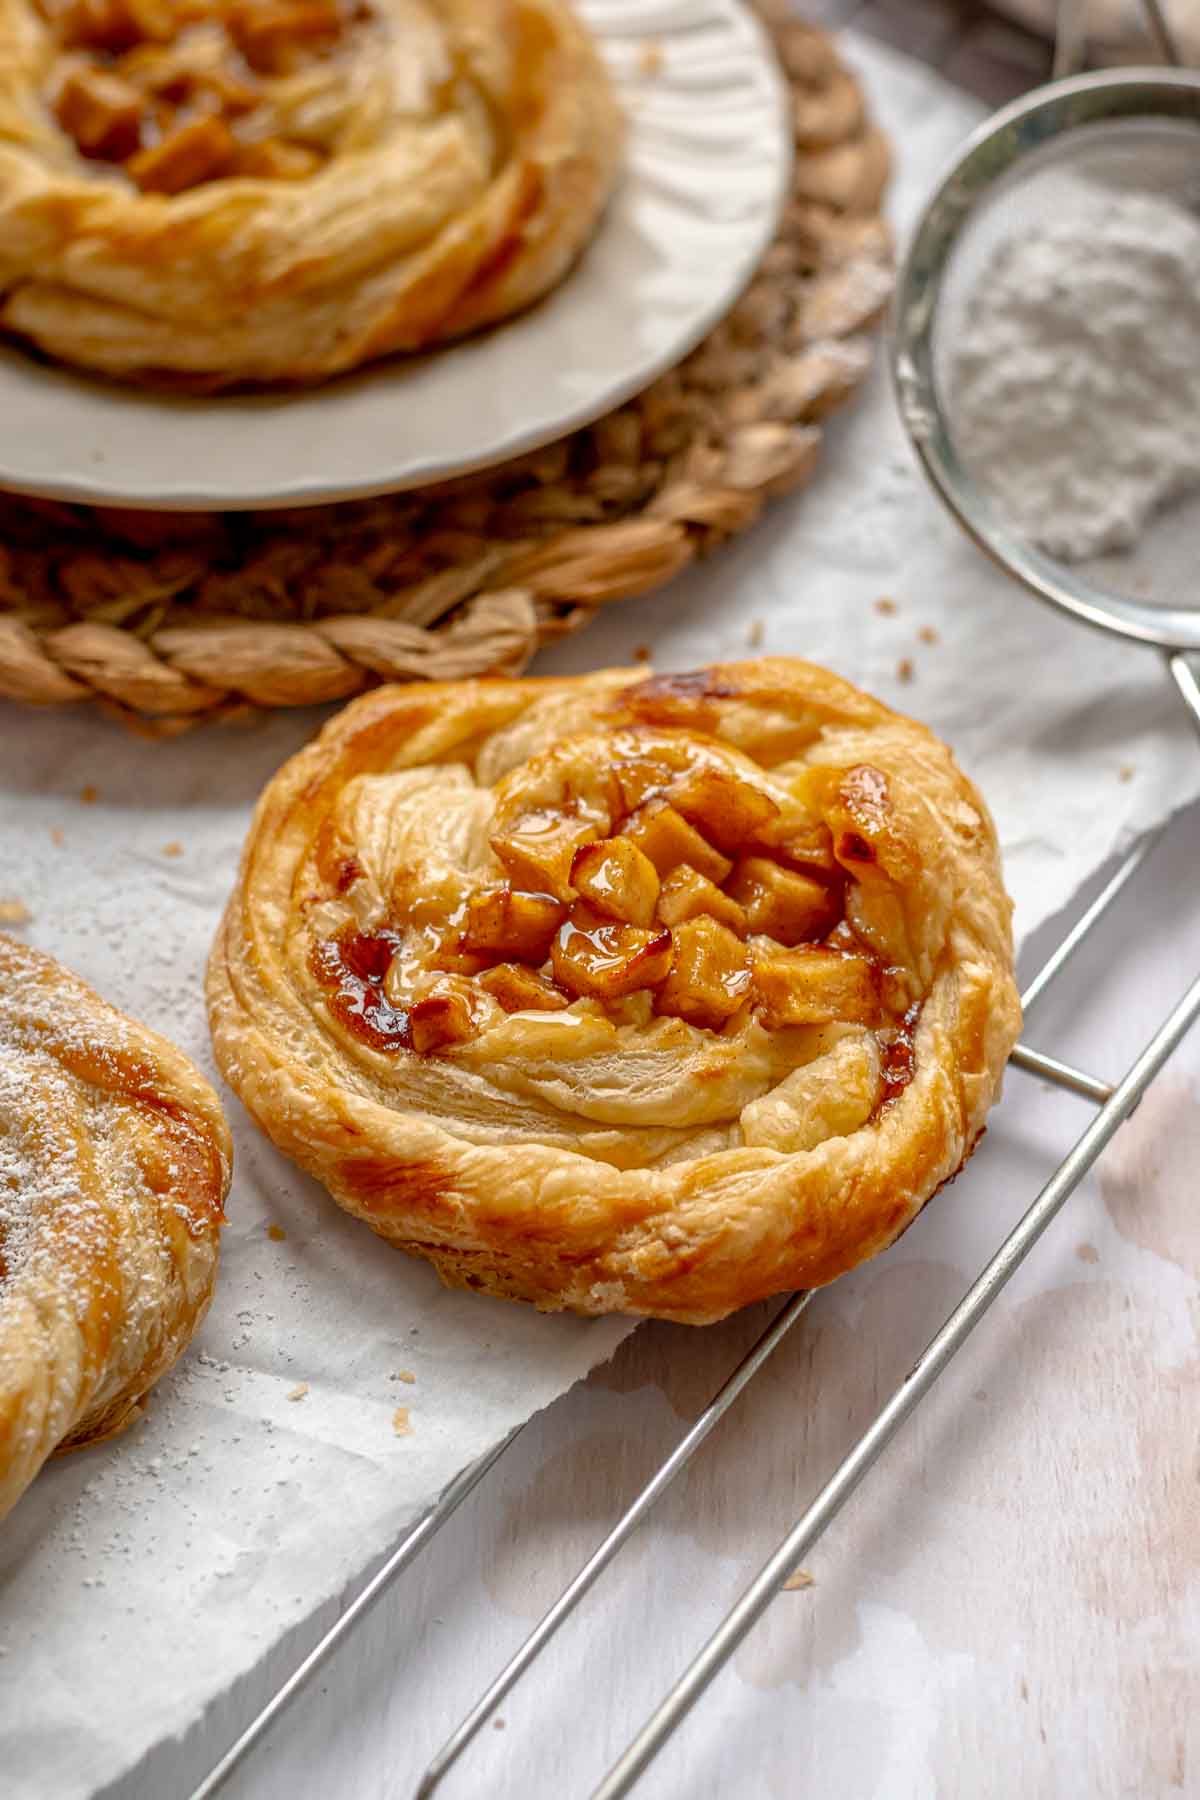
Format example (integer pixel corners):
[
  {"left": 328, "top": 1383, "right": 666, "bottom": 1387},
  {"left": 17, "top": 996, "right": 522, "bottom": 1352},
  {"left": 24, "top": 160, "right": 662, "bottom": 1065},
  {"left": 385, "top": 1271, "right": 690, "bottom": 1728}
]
[{"left": 3, "top": 29, "right": 1199, "bottom": 1800}]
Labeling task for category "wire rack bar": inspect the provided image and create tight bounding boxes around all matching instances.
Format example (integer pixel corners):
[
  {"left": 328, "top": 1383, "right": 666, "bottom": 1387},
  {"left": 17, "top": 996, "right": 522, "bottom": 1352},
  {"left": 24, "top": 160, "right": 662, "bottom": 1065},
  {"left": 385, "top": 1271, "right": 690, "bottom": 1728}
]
[
  {"left": 590, "top": 966, "right": 1200, "bottom": 1800},
  {"left": 188, "top": 1427, "right": 521, "bottom": 1800},
  {"left": 1006, "top": 1043, "right": 1111, "bottom": 1102}
]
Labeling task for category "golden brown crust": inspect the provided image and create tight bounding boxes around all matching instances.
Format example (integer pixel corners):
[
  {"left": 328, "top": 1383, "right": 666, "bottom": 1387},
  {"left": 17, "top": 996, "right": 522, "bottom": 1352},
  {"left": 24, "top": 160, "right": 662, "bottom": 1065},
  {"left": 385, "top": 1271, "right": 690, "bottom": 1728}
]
[
  {"left": 0, "top": 0, "right": 623, "bottom": 385},
  {"left": 207, "top": 659, "right": 1020, "bottom": 1324},
  {"left": 0, "top": 934, "right": 231, "bottom": 1522}
]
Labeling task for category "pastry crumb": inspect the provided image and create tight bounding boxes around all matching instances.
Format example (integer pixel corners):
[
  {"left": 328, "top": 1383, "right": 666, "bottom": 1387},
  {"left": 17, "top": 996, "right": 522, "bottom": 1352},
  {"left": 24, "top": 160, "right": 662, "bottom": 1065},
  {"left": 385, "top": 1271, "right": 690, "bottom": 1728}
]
[
  {"left": 50, "top": 827, "right": 65, "bottom": 848},
  {"left": 1076, "top": 1243, "right": 1100, "bottom": 1265},
  {"left": 493, "top": 1718, "right": 507, "bottom": 1731},
  {"left": 638, "top": 41, "right": 663, "bottom": 75},
  {"left": 162, "top": 841, "right": 184, "bottom": 858},
  {"left": 896, "top": 657, "right": 914, "bottom": 683},
  {"left": 267, "top": 1223, "right": 287, "bottom": 1242},
  {"left": 79, "top": 784, "right": 99, "bottom": 805},
  {"left": 874, "top": 596, "right": 898, "bottom": 615},
  {"left": 287, "top": 1383, "right": 309, "bottom": 1402},
  {"left": 633, "top": 643, "right": 652, "bottom": 663},
  {"left": 782, "top": 1568, "right": 814, "bottom": 1591},
  {"left": 390, "top": 1370, "right": 416, "bottom": 1384},
  {"left": 1118, "top": 764, "right": 1134, "bottom": 783},
  {"left": 918, "top": 625, "right": 939, "bottom": 645},
  {"left": 0, "top": 899, "right": 31, "bottom": 926},
  {"left": 746, "top": 619, "right": 765, "bottom": 648},
  {"left": 392, "top": 1406, "right": 413, "bottom": 1436}
]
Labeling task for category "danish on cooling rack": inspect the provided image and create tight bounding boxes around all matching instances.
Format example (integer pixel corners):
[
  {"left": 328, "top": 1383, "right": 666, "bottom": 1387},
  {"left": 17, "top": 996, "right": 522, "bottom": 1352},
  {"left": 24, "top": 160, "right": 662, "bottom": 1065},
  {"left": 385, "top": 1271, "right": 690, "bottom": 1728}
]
[
  {"left": 0, "top": 0, "right": 622, "bottom": 385},
  {"left": 208, "top": 659, "right": 1020, "bottom": 1324},
  {"left": 0, "top": 934, "right": 230, "bottom": 1522}
]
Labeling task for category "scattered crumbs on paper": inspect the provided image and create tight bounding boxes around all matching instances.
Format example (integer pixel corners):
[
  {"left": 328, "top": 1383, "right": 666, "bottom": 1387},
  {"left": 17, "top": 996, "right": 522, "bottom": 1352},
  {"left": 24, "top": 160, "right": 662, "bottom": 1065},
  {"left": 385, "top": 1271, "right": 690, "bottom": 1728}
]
[
  {"left": 747, "top": 619, "right": 765, "bottom": 648},
  {"left": 267, "top": 1224, "right": 287, "bottom": 1243},
  {"left": 79, "top": 784, "right": 99, "bottom": 805},
  {"left": 392, "top": 1407, "right": 412, "bottom": 1437},
  {"left": 638, "top": 40, "right": 663, "bottom": 76},
  {"left": 918, "top": 625, "right": 940, "bottom": 645},
  {"left": 896, "top": 657, "right": 915, "bottom": 684},
  {"left": 782, "top": 1569, "right": 814, "bottom": 1592},
  {"left": 50, "top": 826, "right": 65, "bottom": 847},
  {"left": 874, "top": 596, "right": 898, "bottom": 616},
  {"left": 1118, "top": 764, "right": 1135, "bottom": 784},
  {"left": 633, "top": 643, "right": 652, "bottom": 663},
  {"left": 494, "top": 1718, "right": 507, "bottom": 1731},
  {"left": 286, "top": 1384, "right": 309, "bottom": 1403},
  {"left": 0, "top": 899, "right": 31, "bottom": 926},
  {"left": 162, "top": 841, "right": 183, "bottom": 858},
  {"left": 1076, "top": 1243, "right": 1100, "bottom": 1265},
  {"left": 389, "top": 1370, "right": 416, "bottom": 1385}
]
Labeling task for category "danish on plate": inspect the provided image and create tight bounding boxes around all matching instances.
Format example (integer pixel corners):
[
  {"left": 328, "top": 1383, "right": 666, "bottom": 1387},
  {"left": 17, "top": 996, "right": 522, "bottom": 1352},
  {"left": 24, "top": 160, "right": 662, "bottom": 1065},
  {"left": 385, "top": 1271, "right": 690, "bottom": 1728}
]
[
  {"left": 208, "top": 659, "right": 1020, "bottom": 1324},
  {"left": 0, "top": 934, "right": 230, "bottom": 1522},
  {"left": 0, "top": 0, "right": 622, "bottom": 384}
]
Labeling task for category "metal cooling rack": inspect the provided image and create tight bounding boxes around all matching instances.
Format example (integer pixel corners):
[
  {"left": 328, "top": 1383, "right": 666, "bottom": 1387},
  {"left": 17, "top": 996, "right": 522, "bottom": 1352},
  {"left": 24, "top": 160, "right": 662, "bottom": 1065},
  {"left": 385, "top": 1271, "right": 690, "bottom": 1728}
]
[{"left": 189, "top": 7, "right": 1200, "bottom": 1793}]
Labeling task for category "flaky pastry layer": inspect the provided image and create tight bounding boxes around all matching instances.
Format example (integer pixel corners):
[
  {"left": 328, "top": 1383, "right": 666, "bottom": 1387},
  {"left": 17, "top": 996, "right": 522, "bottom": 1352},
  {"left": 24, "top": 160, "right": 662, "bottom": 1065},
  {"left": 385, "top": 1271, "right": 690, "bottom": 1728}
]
[
  {"left": 207, "top": 659, "right": 1020, "bottom": 1323},
  {"left": 0, "top": 934, "right": 230, "bottom": 1522},
  {"left": 0, "top": 0, "right": 622, "bottom": 384}
]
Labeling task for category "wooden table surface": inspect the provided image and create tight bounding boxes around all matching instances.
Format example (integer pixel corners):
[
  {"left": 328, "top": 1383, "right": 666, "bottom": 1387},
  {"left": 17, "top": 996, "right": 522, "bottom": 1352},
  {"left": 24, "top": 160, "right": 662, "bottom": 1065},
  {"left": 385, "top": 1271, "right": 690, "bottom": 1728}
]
[{"left": 114, "top": 13, "right": 1200, "bottom": 1800}]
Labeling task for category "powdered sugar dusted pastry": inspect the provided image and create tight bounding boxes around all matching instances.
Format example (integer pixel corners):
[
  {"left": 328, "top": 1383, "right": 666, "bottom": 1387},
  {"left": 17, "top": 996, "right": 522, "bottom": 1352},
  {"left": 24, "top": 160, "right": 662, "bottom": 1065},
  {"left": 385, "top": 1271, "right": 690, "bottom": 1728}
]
[
  {"left": 208, "top": 659, "right": 1020, "bottom": 1324},
  {"left": 0, "top": 0, "right": 622, "bottom": 385},
  {"left": 0, "top": 934, "right": 230, "bottom": 1523}
]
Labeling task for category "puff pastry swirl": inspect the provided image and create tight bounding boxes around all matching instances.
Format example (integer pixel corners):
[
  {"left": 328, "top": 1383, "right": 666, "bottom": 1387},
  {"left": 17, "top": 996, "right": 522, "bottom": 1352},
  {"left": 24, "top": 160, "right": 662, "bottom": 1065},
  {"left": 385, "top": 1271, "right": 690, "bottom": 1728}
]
[
  {"left": 0, "top": 0, "right": 622, "bottom": 384},
  {"left": 0, "top": 934, "right": 230, "bottom": 1523},
  {"left": 208, "top": 659, "right": 1020, "bottom": 1324}
]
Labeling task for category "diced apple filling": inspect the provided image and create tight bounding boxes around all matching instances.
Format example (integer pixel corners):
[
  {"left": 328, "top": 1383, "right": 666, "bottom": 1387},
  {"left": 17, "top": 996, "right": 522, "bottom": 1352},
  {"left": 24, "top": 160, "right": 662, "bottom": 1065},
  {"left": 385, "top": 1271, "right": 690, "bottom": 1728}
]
[
  {"left": 408, "top": 975, "right": 480, "bottom": 1053},
  {"left": 621, "top": 797, "right": 731, "bottom": 884},
  {"left": 725, "top": 856, "right": 839, "bottom": 945},
  {"left": 476, "top": 963, "right": 569, "bottom": 1013},
  {"left": 460, "top": 887, "right": 564, "bottom": 964},
  {"left": 570, "top": 835, "right": 660, "bottom": 926},
  {"left": 667, "top": 763, "right": 780, "bottom": 853},
  {"left": 551, "top": 918, "right": 673, "bottom": 1000},
  {"left": 655, "top": 917, "right": 750, "bottom": 1030},
  {"left": 490, "top": 809, "right": 599, "bottom": 902},
  {"left": 751, "top": 946, "right": 879, "bottom": 1029},
  {"left": 655, "top": 865, "right": 747, "bottom": 936}
]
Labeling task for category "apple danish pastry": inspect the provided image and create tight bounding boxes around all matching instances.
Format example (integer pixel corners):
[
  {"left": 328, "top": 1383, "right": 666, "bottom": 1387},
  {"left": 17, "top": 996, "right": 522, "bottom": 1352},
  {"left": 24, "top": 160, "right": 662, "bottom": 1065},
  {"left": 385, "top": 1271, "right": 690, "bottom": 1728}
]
[
  {"left": 208, "top": 659, "right": 1020, "bottom": 1324},
  {"left": 0, "top": 934, "right": 230, "bottom": 1522},
  {"left": 0, "top": 0, "right": 622, "bottom": 384}
]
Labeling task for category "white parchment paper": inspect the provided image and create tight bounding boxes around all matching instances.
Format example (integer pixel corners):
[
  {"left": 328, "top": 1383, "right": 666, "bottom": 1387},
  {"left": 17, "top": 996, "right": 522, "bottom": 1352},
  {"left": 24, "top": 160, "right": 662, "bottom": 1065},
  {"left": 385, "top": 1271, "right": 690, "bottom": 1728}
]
[{"left": 2, "top": 30, "right": 1199, "bottom": 1800}]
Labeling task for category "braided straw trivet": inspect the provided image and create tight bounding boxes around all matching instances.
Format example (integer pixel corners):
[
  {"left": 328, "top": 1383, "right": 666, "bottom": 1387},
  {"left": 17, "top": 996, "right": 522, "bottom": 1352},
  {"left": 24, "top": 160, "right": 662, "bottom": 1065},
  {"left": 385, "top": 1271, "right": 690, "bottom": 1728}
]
[{"left": 0, "top": 2, "right": 892, "bottom": 734}]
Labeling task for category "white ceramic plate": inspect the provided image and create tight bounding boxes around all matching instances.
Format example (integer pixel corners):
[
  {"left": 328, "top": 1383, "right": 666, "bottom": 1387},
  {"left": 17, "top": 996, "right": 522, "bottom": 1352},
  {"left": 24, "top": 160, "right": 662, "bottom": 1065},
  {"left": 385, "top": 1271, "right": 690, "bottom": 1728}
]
[{"left": 0, "top": 0, "right": 789, "bottom": 511}]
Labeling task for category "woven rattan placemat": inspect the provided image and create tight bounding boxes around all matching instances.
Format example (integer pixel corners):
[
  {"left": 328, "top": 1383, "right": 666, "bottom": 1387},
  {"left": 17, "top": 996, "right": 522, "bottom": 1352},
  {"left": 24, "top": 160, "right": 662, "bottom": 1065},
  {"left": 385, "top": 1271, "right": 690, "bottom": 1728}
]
[{"left": 0, "top": 1, "right": 892, "bottom": 733}]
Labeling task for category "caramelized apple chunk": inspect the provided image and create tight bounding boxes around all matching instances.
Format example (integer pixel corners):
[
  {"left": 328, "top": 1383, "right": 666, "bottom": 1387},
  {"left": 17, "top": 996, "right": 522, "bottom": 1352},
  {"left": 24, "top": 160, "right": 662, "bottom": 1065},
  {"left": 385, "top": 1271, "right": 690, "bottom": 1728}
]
[
  {"left": 461, "top": 887, "right": 564, "bottom": 964},
  {"left": 751, "top": 946, "right": 880, "bottom": 1029},
  {"left": 229, "top": 0, "right": 345, "bottom": 71},
  {"left": 490, "top": 809, "right": 599, "bottom": 903},
  {"left": 621, "top": 798, "right": 731, "bottom": 884},
  {"left": 53, "top": 63, "right": 144, "bottom": 160},
  {"left": 551, "top": 919, "right": 673, "bottom": 1000},
  {"left": 655, "top": 866, "right": 747, "bottom": 936},
  {"left": 655, "top": 917, "right": 750, "bottom": 1029},
  {"left": 570, "top": 835, "right": 660, "bottom": 926},
  {"left": 476, "top": 963, "right": 569, "bottom": 1013},
  {"left": 128, "top": 114, "right": 235, "bottom": 193},
  {"left": 667, "top": 764, "right": 780, "bottom": 854},
  {"left": 725, "top": 857, "right": 840, "bottom": 945},
  {"left": 52, "top": 0, "right": 176, "bottom": 52},
  {"left": 409, "top": 975, "right": 480, "bottom": 1054}
]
